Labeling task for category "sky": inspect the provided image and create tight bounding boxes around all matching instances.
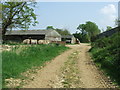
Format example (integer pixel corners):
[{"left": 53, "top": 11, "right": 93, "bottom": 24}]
[
  {"left": 29, "top": 2, "right": 119, "bottom": 34},
  {"left": 118, "top": 1, "right": 120, "bottom": 20}
]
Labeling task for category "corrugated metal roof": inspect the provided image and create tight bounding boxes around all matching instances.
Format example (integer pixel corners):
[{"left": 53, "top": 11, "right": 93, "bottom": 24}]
[
  {"left": 97, "top": 27, "right": 119, "bottom": 38},
  {"left": 5, "top": 30, "right": 53, "bottom": 35}
]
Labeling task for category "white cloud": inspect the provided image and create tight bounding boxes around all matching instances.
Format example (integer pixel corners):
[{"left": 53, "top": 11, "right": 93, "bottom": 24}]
[
  {"left": 100, "top": 4, "right": 117, "bottom": 29},
  {"left": 101, "top": 4, "right": 116, "bottom": 15}
]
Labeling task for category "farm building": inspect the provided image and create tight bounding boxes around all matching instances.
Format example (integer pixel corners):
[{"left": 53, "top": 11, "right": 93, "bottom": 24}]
[
  {"left": 95, "top": 26, "right": 120, "bottom": 40},
  {"left": 5, "top": 30, "right": 61, "bottom": 43},
  {"left": 62, "top": 35, "right": 76, "bottom": 44}
]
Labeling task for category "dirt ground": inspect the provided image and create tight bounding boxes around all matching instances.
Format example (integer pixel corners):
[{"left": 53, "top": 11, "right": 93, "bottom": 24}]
[{"left": 23, "top": 43, "right": 116, "bottom": 88}]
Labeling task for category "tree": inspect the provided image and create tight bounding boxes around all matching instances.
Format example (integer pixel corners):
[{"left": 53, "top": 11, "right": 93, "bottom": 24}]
[
  {"left": 85, "top": 21, "right": 100, "bottom": 39},
  {"left": 77, "top": 21, "right": 100, "bottom": 42},
  {"left": 0, "top": 3, "right": 2, "bottom": 28},
  {"left": 0, "top": 3, "right": 2, "bottom": 20},
  {"left": 115, "top": 18, "right": 120, "bottom": 27},
  {"left": 46, "top": 26, "right": 71, "bottom": 35},
  {"left": 2, "top": 2, "right": 38, "bottom": 39},
  {"left": 106, "top": 26, "right": 112, "bottom": 31},
  {"left": 46, "top": 26, "right": 55, "bottom": 30},
  {"left": 73, "top": 32, "right": 89, "bottom": 43},
  {"left": 77, "top": 24, "right": 86, "bottom": 35},
  {"left": 55, "top": 28, "right": 71, "bottom": 35},
  {"left": 77, "top": 24, "right": 90, "bottom": 42}
]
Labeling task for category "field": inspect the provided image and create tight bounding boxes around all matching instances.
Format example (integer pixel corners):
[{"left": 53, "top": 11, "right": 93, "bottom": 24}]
[
  {"left": 90, "top": 32, "right": 120, "bottom": 87},
  {"left": 2, "top": 44, "right": 69, "bottom": 87}
]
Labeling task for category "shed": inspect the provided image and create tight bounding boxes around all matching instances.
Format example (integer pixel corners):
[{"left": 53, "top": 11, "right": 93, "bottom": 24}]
[{"left": 5, "top": 30, "right": 61, "bottom": 42}]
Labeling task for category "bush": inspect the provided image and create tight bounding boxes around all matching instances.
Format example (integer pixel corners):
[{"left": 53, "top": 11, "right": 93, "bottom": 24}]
[{"left": 90, "top": 32, "right": 120, "bottom": 86}]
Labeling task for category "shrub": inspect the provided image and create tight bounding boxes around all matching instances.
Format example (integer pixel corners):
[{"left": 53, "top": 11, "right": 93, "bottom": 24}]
[{"left": 90, "top": 32, "right": 120, "bottom": 86}]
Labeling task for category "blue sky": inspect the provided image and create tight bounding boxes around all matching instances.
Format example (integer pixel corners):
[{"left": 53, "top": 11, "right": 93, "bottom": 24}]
[{"left": 30, "top": 2, "right": 118, "bottom": 34}]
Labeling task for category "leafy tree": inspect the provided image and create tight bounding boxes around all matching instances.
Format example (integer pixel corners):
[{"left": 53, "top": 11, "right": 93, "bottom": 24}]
[
  {"left": 73, "top": 32, "right": 89, "bottom": 43},
  {"left": 115, "top": 18, "right": 120, "bottom": 27},
  {"left": 46, "top": 26, "right": 55, "bottom": 30},
  {"left": 85, "top": 21, "right": 100, "bottom": 39},
  {"left": 77, "top": 24, "right": 86, "bottom": 35},
  {"left": 0, "top": 3, "right": 2, "bottom": 20},
  {"left": 46, "top": 26, "right": 71, "bottom": 35},
  {"left": 77, "top": 21, "right": 100, "bottom": 42},
  {"left": 2, "top": 2, "right": 38, "bottom": 39},
  {"left": 0, "top": 3, "right": 2, "bottom": 29},
  {"left": 55, "top": 28, "right": 71, "bottom": 35},
  {"left": 106, "top": 26, "right": 112, "bottom": 31}
]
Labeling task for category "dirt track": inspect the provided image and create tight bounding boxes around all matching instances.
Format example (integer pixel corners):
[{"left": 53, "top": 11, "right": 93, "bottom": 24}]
[{"left": 23, "top": 43, "right": 115, "bottom": 88}]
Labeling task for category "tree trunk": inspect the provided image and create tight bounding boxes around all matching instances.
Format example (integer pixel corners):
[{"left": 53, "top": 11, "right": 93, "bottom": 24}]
[{"left": 2, "top": 27, "right": 7, "bottom": 43}]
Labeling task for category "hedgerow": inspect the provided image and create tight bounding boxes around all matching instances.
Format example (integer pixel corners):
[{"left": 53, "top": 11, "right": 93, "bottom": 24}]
[{"left": 90, "top": 32, "right": 120, "bottom": 86}]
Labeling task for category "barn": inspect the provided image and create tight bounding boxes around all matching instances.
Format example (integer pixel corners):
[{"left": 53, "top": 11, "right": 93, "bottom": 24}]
[
  {"left": 95, "top": 26, "right": 120, "bottom": 40},
  {"left": 5, "top": 30, "right": 61, "bottom": 43},
  {"left": 62, "top": 35, "right": 76, "bottom": 44}
]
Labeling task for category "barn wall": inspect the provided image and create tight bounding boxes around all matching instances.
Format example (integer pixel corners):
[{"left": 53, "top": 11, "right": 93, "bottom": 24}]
[
  {"left": 71, "top": 37, "right": 76, "bottom": 44},
  {"left": 45, "top": 30, "right": 61, "bottom": 41},
  {"left": 61, "top": 36, "right": 76, "bottom": 44}
]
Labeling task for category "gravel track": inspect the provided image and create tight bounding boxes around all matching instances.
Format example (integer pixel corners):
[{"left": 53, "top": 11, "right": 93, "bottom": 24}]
[{"left": 23, "top": 44, "right": 116, "bottom": 88}]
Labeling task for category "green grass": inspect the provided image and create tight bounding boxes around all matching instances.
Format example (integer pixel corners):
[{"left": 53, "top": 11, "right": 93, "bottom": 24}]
[
  {"left": 90, "top": 32, "right": 120, "bottom": 87},
  {"left": 0, "top": 52, "right": 2, "bottom": 89},
  {"left": 2, "top": 44, "right": 69, "bottom": 87}
]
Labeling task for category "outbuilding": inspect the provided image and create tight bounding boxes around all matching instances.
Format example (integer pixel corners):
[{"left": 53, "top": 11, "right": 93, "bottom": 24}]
[{"left": 5, "top": 30, "right": 61, "bottom": 43}]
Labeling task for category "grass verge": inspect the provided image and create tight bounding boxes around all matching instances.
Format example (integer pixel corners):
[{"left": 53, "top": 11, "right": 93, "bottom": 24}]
[
  {"left": 90, "top": 32, "right": 120, "bottom": 87},
  {"left": 2, "top": 44, "right": 69, "bottom": 88}
]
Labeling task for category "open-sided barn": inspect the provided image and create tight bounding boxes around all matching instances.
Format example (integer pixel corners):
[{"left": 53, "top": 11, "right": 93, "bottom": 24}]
[{"left": 5, "top": 30, "right": 61, "bottom": 43}]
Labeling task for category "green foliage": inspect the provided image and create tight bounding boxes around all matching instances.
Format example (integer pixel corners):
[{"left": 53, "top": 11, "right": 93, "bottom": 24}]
[
  {"left": 115, "top": 18, "right": 120, "bottom": 27},
  {"left": 106, "top": 26, "right": 112, "bottom": 31},
  {"left": 77, "top": 21, "right": 100, "bottom": 42},
  {"left": 2, "top": 2, "right": 38, "bottom": 36},
  {"left": 2, "top": 44, "right": 69, "bottom": 86},
  {"left": 91, "top": 37, "right": 111, "bottom": 48},
  {"left": 46, "top": 26, "right": 71, "bottom": 35},
  {"left": 85, "top": 21, "right": 100, "bottom": 37},
  {"left": 77, "top": 24, "right": 86, "bottom": 34},
  {"left": 46, "top": 26, "right": 54, "bottom": 30},
  {"left": 0, "top": 3, "right": 2, "bottom": 19},
  {"left": 55, "top": 28, "right": 71, "bottom": 35},
  {"left": 73, "top": 32, "right": 89, "bottom": 43},
  {"left": 90, "top": 32, "right": 120, "bottom": 86}
]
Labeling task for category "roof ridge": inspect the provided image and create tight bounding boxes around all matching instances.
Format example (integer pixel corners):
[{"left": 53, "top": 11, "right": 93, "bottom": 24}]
[
  {"left": 5, "top": 29, "right": 54, "bottom": 35},
  {"left": 9, "top": 29, "right": 50, "bottom": 31}
]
